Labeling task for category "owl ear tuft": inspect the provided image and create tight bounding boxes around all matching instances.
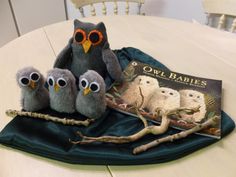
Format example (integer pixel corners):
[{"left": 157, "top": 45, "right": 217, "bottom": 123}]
[
  {"left": 97, "top": 22, "right": 106, "bottom": 32},
  {"left": 74, "top": 19, "right": 83, "bottom": 29}
]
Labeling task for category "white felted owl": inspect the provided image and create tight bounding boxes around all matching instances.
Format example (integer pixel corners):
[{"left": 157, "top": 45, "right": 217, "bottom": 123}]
[
  {"left": 179, "top": 89, "right": 207, "bottom": 123},
  {"left": 120, "top": 75, "right": 159, "bottom": 109},
  {"left": 147, "top": 87, "right": 180, "bottom": 113}
]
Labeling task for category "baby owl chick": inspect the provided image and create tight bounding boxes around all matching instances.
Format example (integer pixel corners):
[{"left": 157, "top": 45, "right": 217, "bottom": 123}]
[
  {"left": 16, "top": 67, "right": 49, "bottom": 111},
  {"left": 47, "top": 68, "right": 77, "bottom": 113},
  {"left": 76, "top": 70, "right": 106, "bottom": 119}
]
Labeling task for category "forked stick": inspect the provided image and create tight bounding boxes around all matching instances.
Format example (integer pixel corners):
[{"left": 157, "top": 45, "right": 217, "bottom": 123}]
[
  {"left": 133, "top": 116, "right": 220, "bottom": 154},
  {"left": 6, "top": 109, "right": 94, "bottom": 127},
  {"left": 71, "top": 118, "right": 170, "bottom": 144}
]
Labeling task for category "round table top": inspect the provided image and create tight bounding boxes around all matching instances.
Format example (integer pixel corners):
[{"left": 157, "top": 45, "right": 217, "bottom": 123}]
[{"left": 0, "top": 15, "right": 236, "bottom": 177}]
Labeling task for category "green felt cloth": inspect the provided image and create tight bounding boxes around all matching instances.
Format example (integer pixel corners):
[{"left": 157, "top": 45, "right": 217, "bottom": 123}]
[{"left": 0, "top": 47, "right": 235, "bottom": 165}]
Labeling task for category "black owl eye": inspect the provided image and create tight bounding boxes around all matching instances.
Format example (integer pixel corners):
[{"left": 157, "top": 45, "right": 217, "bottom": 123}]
[
  {"left": 19, "top": 77, "right": 29, "bottom": 86},
  {"left": 146, "top": 81, "right": 150, "bottom": 84},
  {"left": 161, "top": 90, "right": 165, "bottom": 93},
  {"left": 57, "top": 78, "right": 67, "bottom": 88},
  {"left": 30, "top": 72, "right": 40, "bottom": 81},
  {"left": 170, "top": 92, "right": 173, "bottom": 95},
  {"left": 74, "top": 29, "right": 86, "bottom": 44},
  {"left": 189, "top": 94, "right": 193, "bottom": 97},
  {"left": 80, "top": 78, "right": 88, "bottom": 88},
  {"left": 47, "top": 76, "right": 54, "bottom": 86},
  {"left": 88, "top": 30, "right": 103, "bottom": 45},
  {"left": 90, "top": 82, "right": 100, "bottom": 92}
]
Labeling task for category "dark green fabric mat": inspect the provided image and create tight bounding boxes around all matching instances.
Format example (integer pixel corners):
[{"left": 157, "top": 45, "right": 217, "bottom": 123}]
[{"left": 0, "top": 47, "right": 235, "bottom": 165}]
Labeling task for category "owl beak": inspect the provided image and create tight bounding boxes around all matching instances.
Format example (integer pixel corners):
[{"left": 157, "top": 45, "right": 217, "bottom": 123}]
[
  {"left": 82, "top": 40, "right": 92, "bottom": 53},
  {"left": 83, "top": 87, "right": 91, "bottom": 96},
  {"left": 29, "top": 80, "right": 36, "bottom": 89},
  {"left": 54, "top": 84, "right": 60, "bottom": 92}
]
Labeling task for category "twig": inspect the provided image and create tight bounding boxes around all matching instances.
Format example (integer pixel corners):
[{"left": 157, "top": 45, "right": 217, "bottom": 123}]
[
  {"left": 70, "top": 109, "right": 170, "bottom": 144},
  {"left": 135, "top": 86, "right": 148, "bottom": 127},
  {"left": 133, "top": 116, "right": 220, "bottom": 154},
  {"left": 70, "top": 107, "right": 200, "bottom": 145},
  {"left": 135, "top": 107, "right": 148, "bottom": 127},
  {"left": 5, "top": 109, "right": 94, "bottom": 127}
]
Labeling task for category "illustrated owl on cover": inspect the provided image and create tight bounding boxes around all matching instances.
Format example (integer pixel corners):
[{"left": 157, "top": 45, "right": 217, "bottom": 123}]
[
  {"left": 76, "top": 70, "right": 106, "bottom": 119},
  {"left": 120, "top": 75, "right": 159, "bottom": 109},
  {"left": 53, "top": 19, "right": 122, "bottom": 82},
  {"left": 147, "top": 87, "right": 180, "bottom": 113},
  {"left": 179, "top": 89, "right": 207, "bottom": 123},
  {"left": 47, "top": 68, "right": 77, "bottom": 113},
  {"left": 16, "top": 67, "right": 49, "bottom": 111}
]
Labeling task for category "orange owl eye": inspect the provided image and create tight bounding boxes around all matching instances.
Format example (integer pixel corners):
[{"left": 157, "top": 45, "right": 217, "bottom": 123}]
[
  {"left": 88, "top": 30, "right": 103, "bottom": 45},
  {"left": 74, "top": 29, "right": 86, "bottom": 44}
]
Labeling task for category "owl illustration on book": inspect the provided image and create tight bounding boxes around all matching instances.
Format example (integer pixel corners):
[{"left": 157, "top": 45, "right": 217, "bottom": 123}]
[
  {"left": 120, "top": 75, "right": 159, "bottom": 109},
  {"left": 179, "top": 89, "right": 207, "bottom": 123},
  {"left": 147, "top": 87, "right": 180, "bottom": 114},
  {"left": 53, "top": 19, "right": 122, "bottom": 82}
]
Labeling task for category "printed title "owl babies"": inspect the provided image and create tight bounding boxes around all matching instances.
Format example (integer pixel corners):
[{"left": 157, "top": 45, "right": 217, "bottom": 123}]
[{"left": 143, "top": 66, "right": 207, "bottom": 88}]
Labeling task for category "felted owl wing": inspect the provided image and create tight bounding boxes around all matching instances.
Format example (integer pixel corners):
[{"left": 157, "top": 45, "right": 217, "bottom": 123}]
[
  {"left": 102, "top": 41, "right": 122, "bottom": 82},
  {"left": 53, "top": 37, "right": 73, "bottom": 69}
]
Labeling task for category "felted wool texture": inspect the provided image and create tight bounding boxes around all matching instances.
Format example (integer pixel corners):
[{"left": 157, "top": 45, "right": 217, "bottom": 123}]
[
  {"left": 0, "top": 47, "right": 235, "bottom": 165},
  {"left": 53, "top": 20, "right": 122, "bottom": 82},
  {"left": 16, "top": 67, "right": 49, "bottom": 112}
]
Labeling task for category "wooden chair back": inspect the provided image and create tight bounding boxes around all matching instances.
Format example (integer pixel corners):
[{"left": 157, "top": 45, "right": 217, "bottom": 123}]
[
  {"left": 202, "top": 0, "right": 236, "bottom": 32},
  {"left": 71, "top": 0, "right": 145, "bottom": 17}
]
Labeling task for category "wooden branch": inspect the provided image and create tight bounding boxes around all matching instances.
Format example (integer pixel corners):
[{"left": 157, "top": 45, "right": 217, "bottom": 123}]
[
  {"left": 70, "top": 109, "right": 170, "bottom": 145},
  {"left": 133, "top": 116, "right": 220, "bottom": 154},
  {"left": 5, "top": 109, "right": 94, "bottom": 127},
  {"left": 70, "top": 107, "right": 200, "bottom": 145}
]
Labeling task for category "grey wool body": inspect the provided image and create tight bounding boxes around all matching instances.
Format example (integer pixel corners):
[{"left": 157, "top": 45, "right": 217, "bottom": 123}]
[
  {"left": 47, "top": 68, "right": 77, "bottom": 113},
  {"left": 53, "top": 19, "right": 122, "bottom": 82},
  {"left": 76, "top": 70, "right": 106, "bottom": 119},
  {"left": 16, "top": 67, "right": 49, "bottom": 111}
]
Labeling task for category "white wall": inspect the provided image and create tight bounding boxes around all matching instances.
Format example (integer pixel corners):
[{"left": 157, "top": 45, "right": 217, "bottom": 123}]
[
  {"left": 0, "top": 0, "right": 18, "bottom": 47},
  {"left": 0, "top": 0, "right": 206, "bottom": 47}
]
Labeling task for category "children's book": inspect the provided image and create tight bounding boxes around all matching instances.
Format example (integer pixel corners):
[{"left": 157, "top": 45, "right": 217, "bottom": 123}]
[{"left": 106, "top": 60, "right": 222, "bottom": 139}]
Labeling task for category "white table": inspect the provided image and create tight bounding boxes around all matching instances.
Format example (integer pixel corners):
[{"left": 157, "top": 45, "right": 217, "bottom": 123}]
[{"left": 0, "top": 15, "right": 236, "bottom": 177}]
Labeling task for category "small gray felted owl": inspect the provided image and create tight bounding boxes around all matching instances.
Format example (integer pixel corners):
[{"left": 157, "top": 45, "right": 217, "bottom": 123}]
[
  {"left": 53, "top": 19, "right": 122, "bottom": 82},
  {"left": 147, "top": 87, "right": 180, "bottom": 113},
  {"left": 47, "top": 68, "right": 77, "bottom": 113},
  {"left": 16, "top": 67, "right": 49, "bottom": 111},
  {"left": 76, "top": 70, "right": 106, "bottom": 119},
  {"left": 179, "top": 89, "right": 207, "bottom": 123}
]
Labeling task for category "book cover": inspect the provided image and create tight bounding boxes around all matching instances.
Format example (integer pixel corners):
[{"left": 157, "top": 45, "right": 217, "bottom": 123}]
[{"left": 106, "top": 60, "right": 222, "bottom": 139}]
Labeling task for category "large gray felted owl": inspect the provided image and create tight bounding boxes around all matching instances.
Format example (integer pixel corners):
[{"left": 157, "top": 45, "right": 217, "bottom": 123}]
[
  {"left": 16, "top": 67, "right": 49, "bottom": 111},
  {"left": 47, "top": 68, "right": 77, "bottom": 113},
  {"left": 53, "top": 19, "right": 122, "bottom": 82},
  {"left": 76, "top": 70, "right": 106, "bottom": 119}
]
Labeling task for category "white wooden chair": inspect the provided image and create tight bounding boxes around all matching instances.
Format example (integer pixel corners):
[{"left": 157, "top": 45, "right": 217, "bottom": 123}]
[
  {"left": 70, "top": 0, "right": 145, "bottom": 17},
  {"left": 202, "top": 0, "right": 236, "bottom": 33}
]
